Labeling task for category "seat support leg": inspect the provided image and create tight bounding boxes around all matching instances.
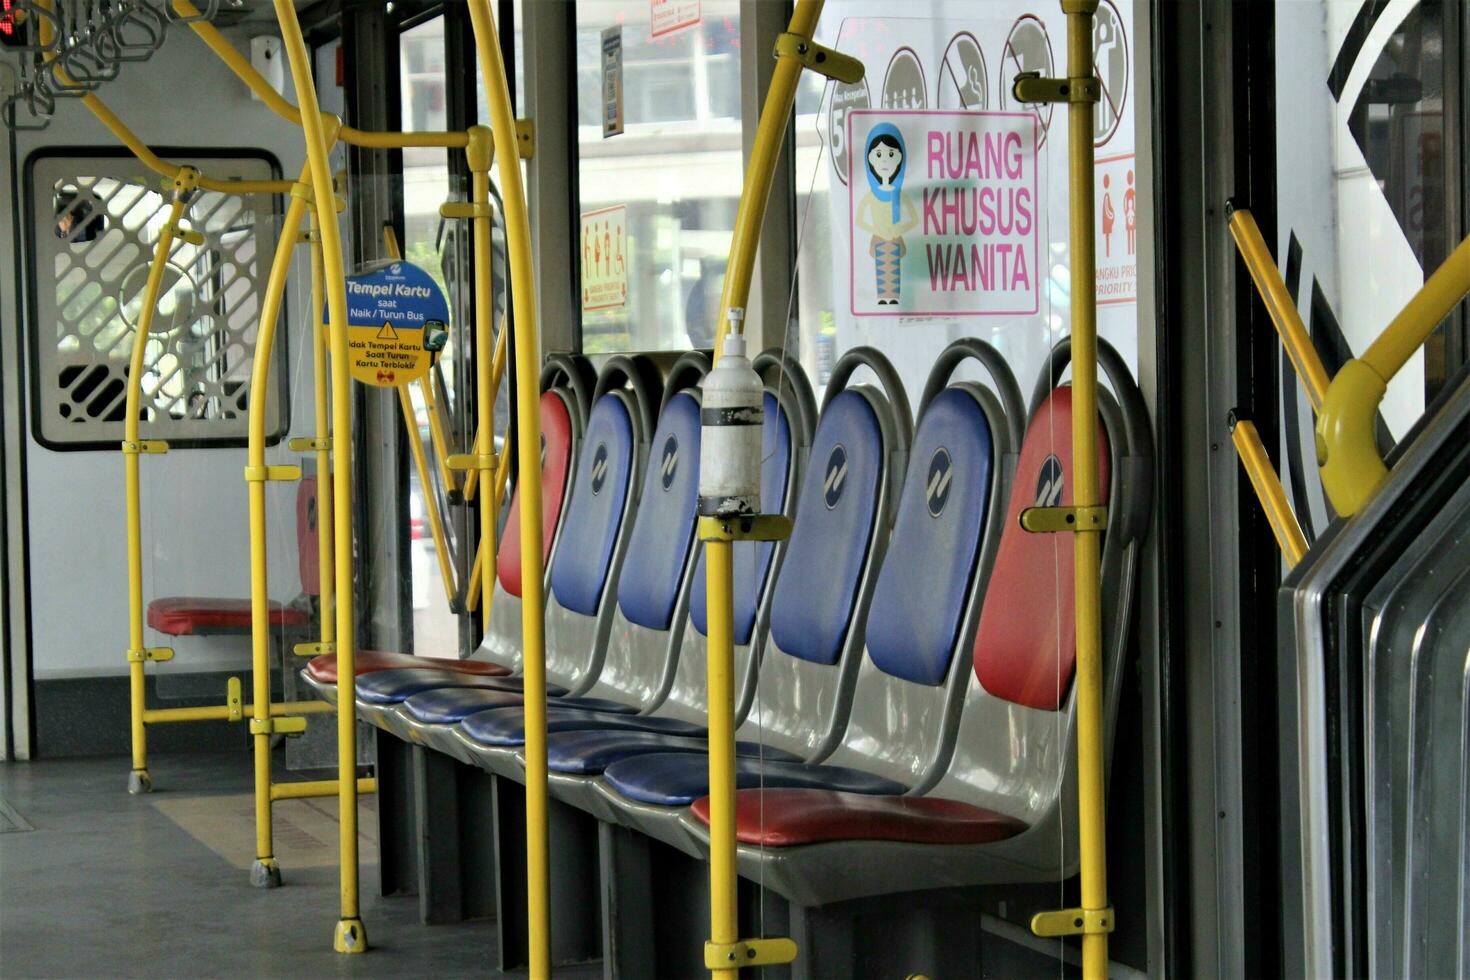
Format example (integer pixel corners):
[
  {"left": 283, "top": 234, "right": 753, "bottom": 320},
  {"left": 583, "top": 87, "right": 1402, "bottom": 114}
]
[
  {"left": 599, "top": 821, "right": 657, "bottom": 979},
  {"left": 493, "top": 775, "right": 601, "bottom": 969},
  {"left": 375, "top": 728, "right": 418, "bottom": 898}
]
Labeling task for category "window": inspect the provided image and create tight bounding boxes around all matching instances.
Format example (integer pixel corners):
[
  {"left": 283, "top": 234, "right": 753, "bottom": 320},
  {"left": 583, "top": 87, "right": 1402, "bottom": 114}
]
[
  {"left": 573, "top": 0, "right": 742, "bottom": 353},
  {"left": 25, "top": 153, "right": 285, "bottom": 450}
]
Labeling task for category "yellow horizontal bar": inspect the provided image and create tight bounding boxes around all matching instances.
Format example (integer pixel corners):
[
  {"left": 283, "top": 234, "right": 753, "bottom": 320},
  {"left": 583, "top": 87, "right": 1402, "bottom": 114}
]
[
  {"left": 174, "top": 0, "right": 468, "bottom": 150},
  {"left": 1227, "top": 206, "right": 1329, "bottom": 412},
  {"left": 143, "top": 700, "right": 334, "bottom": 724},
  {"left": 1232, "top": 418, "right": 1308, "bottom": 567},
  {"left": 271, "top": 777, "right": 377, "bottom": 801}
]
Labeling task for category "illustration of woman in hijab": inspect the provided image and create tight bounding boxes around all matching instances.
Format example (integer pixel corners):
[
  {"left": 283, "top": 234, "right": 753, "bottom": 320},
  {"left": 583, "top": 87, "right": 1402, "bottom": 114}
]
[{"left": 855, "top": 123, "right": 919, "bottom": 307}]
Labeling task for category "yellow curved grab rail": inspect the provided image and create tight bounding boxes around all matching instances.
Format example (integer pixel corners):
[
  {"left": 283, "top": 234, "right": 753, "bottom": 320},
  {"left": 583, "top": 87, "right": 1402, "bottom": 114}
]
[
  {"left": 243, "top": 165, "right": 314, "bottom": 883},
  {"left": 1231, "top": 417, "right": 1308, "bottom": 566},
  {"left": 463, "top": 2, "right": 549, "bottom": 973},
  {"left": 269, "top": 0, "right": 367, "bottom": 951},
  {"left": 1317, "top": 232, "right": 1470, "bottom": 516},
  {"left": 172, "top": 0, "right": 470, "bottom": 151}
]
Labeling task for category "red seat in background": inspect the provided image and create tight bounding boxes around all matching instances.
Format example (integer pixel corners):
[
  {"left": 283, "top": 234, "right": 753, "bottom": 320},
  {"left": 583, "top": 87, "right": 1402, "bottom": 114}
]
[{"left": 146, "top": 596, "right": 309, "bottom": 636}]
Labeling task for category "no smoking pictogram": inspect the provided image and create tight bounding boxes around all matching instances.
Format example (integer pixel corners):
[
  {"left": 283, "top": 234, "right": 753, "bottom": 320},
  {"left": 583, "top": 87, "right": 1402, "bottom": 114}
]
[{"left": 938, "top": 32, "right": 988, "bottom": 110}]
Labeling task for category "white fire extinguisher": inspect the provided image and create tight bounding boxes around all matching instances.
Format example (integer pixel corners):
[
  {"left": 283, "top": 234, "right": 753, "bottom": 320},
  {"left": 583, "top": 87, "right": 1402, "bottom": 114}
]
[{"left": 699, "top": 309, "right": 763, "bottom": 518}]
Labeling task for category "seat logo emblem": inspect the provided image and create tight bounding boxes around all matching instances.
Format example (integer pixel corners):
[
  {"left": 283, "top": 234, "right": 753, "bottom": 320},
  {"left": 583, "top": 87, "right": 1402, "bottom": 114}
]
[
  {"left": 823, "top": 445, "right": 848, "bottom": 509},
  {"left": 1036, "top": 454, "right": 1064, "bottom": 507},
  {"left": 540, "top": 434, "right": 547, "bottom": 470},
  {"left": 660, "top": 435, "right": 679, "bottom": 490},
  {"left": 926, "top": 448, "right": 953, "bottom": 517},
  {"left": 590, "top": 443, "right": 609, "bottom": 495}
]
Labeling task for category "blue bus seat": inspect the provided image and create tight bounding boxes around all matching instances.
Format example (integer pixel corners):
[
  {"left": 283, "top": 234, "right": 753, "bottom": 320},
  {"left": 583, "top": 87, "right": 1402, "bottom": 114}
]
[{"left": 547, "top": 729, "right": 801, "bottom": 775}]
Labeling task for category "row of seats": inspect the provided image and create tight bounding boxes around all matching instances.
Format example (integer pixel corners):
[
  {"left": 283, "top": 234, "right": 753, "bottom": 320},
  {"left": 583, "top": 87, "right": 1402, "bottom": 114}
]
[{"left": 301, "top": 337, "right": 1153, "bottom": 909}]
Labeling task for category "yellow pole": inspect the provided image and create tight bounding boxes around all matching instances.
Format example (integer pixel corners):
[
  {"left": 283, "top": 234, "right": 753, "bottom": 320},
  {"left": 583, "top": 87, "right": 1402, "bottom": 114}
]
[
  {"left": 309, "top": 217, "right": 336, "bottom": 648},
  {"left": 462, "top": 318, "right": 507, "bottom": 502},
  {"left": 1226, "top": 206, "right": 1329, "bottom": 413},
  {"left": 272, "top": 778, "right": 377, "bottom": 801},
  {"left": 245, "top": 164, "right": 313, "bottom": 887},
  {"left": 271, "top": 0, "right": 366, "bottom": 951},
  {"left": 1231, "top": 418, "right": 1309, "bottom": 567},
  {"left": 381, "top": 228, "right": 459, "bottom": 605},
  {"left": 1060, "top": 3, "right": 1109, "bottom": 977},
  {"left": 463, "top": 6, "right": 548, "bottom": 974},
  {"left": 421, "top": 374, "right": 458, "bottom": 495},
  {"left": 143, "top": 699, "right": 333, "bottom": 724},
  {"left": 122, "top": 187, "right": 189, "bottom": 795},
  {"left": 702, "top": 3, "right": 822, "bottom": 976}
]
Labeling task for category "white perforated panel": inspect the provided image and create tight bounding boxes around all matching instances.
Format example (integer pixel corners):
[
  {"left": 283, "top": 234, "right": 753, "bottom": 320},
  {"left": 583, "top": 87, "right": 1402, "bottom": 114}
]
[{"left": 27, "top": 153, "right": 285, "bottom": 449}]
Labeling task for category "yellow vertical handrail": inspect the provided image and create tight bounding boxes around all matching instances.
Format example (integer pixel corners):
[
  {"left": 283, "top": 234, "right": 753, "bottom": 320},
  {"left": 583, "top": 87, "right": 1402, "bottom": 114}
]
[
  {"left": 270, "top": 0, "right": 366, "bottom": 952},
  {"left": 244, "top": 166, "right": 314, "bottom": 887},
  {"left": 1231, "top": 416, "right": 1309, "bottom": 566},
  {"left": 464, "top": 4, "right": 549, "bottom": 974},
  {"left": 1226, "top": 204, "right": 1329, "bottom": 413},
  {"left": 704, "top": 2, "right": 825, "bottom": 977},
  {"left": 1318, "top": 232, "right": 1470, "bottom": 515},
  {"left": 309, "top": 216, "right": 336, "bottom": 647},
  {"left": 464, "top": 456, "right": 512, "bottom": 614},
  {"left": 383, "top": 226, "right": 459, "bottom": 605},
  {"left": 421, "top": 373, "right": 458, "bottom": 495},
  {"left": 463, "top": 320, "right": 508, "bottom": 503},
  {"left": 121, "top": 186, "right": 190, "bottom": 794},
  {"left": 1062, "top": 3, "right": 1109, "bottom": 976}
]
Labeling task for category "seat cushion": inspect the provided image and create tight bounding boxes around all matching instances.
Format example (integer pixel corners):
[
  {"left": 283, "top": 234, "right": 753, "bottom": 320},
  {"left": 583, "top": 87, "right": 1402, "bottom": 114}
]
[
  {"left": 402, "top": 687, "right": 639, "bottom": 725},
  {"left": 404, "top": 687, "right": 526, "bottom": 723},
  {"left": 602, "top": 752, "right": 907, "bottom": 807},
  {"left": 354, "top": 669, "right": 566, "bottom": 706},
  {"left": 459, "top": 707, "right": 705, "bottom": 747},
  {"left": 546, "top": 729, "right": 802, "bottom": 775},
  {"left": 306, "top": 649, "right": 511, "bottom": 683},
  {"left": 147, "top": 597, "right": 308, "bottom": 636},
  {"left": 689, "top": 789, "right": 1028, "bottom": 846}
]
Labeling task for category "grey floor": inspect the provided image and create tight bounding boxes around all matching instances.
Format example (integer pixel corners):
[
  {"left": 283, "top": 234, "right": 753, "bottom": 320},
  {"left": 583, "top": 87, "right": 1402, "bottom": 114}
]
[{"left": 0, "top": 753, "right": 587, "bottom": 979}]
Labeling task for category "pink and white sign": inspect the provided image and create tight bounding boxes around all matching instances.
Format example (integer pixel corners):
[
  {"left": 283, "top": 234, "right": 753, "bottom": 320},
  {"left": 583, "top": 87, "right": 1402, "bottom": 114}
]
[
  {"left": 1094, "top": 152, "right": 1137, "bottom": 306},
  {"left": 847, "top": 109, "right": 1040, "bottom": 318},
  {"left": 650, "top": 0, "right": 700, "bottom": 39}
]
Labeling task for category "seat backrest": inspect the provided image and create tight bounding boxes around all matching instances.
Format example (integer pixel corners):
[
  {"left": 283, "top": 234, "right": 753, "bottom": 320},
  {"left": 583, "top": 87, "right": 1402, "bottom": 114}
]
[
  {"left": 819, "top": 381, "right": 1009, "bottom": 790},
  {"left": 543, "top": 388, "right": 642, "bottom": 690},
  {"left": 580, "top": 387, "right": 704, "bottom": 706},
  {"left": 927, "top": 381, "right": 1130, "bottom": 834},
  {"left": 498, "top": 388, "right": 578, "bottom": 597},
  {"left": 740, "top": 349, "right": 909, "bottom": 761},
  {"left": 659, "top": 391, "right": 797, "bottom": 724}
]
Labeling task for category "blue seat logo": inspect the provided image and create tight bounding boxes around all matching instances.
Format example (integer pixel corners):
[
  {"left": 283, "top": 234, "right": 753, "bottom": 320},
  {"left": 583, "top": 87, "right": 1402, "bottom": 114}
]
[
  {"left": 1035, "top": 454, "right": 1064, "bottom": 507},
  {"left": 660, "top": 435, "right": 679, "bottom": 490},
  {"left": 590, "top": 443, "right": 609, "bottom": 495},
  {"left": 823, "top": 445, "right": 848, "bottom": 509},
  {"left": 540, "top": 434, "right": 547, "bottom": 470},
  {"left": 925, "top": 448, "right": 953, "bottom": 517}
]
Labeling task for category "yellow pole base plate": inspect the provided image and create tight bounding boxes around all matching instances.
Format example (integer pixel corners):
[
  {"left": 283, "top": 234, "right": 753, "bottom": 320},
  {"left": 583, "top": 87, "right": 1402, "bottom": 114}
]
[{"left": 333, "top": 917, "right": 368, "bottom": 953}]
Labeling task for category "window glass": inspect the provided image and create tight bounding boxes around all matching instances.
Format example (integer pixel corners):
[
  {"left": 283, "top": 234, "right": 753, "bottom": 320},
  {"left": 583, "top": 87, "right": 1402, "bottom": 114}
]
[
  {"left": 574, "top": 0, "right": 742, "bottom": 353},
  {"left": 1274, "top": 0, "right": 1463, "bottom": 535}
]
